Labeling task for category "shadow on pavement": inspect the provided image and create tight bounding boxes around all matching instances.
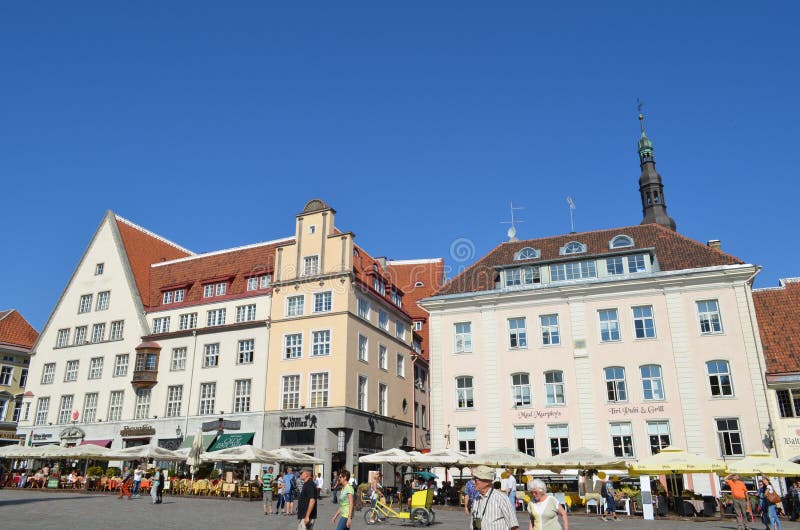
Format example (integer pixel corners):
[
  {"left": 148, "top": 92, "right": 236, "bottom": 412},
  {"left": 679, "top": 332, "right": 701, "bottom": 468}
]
[{"left": 0, "top": 495, "right": 95, "bottom": 507}]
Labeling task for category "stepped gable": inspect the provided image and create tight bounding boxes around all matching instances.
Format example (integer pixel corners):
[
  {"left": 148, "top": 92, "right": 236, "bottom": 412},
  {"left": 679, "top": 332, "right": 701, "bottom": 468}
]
[
  {"left": 115, "top": 216, "right": 193, "bottom": 306},
  {"left": 0, "top": 309, "right": 38, "bottom": 349},
  {"left": 148, "top": 240, "right": 291, "bottom": 309},
  {"left": 754, "top": 279, "right": 800, "bottom": 374},
  {"left": 437, "top": 223, "right": 744, "bottom": 296}
]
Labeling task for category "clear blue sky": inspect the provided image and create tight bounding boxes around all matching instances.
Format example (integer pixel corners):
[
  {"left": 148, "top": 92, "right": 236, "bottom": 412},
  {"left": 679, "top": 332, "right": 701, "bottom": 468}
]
[{"left": 2, "top": 2, "right": 797, "bottom": 331}]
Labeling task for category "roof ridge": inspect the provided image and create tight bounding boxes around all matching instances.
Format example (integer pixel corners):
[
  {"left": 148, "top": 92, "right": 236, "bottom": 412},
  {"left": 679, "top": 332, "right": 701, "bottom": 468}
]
[
  {"left": 435, "top": 240, "right": 506, "bottom": 295},
  {"left": 386, "top": 258, "right": 444, "bottom": 265},
  {"left": 0, "top": 309, "right": 13, "bottom": 322},
  {"left": 647, "top": 223, "right": 745, "bottom": 263},
  {"left": 152, "top": 236, "right": 294, "bottom": 267},
  {"left": 115, "top": 214, "right": 195, "bottom": 255}
]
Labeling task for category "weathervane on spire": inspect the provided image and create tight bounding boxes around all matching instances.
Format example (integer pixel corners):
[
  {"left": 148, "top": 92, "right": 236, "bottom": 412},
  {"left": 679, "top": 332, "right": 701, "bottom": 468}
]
[
  {"left": 501, "top": 201, "right": 524, "bottom": 242},
  {"left": 637, "top": 97, "right": 646, "bottom": 133}
]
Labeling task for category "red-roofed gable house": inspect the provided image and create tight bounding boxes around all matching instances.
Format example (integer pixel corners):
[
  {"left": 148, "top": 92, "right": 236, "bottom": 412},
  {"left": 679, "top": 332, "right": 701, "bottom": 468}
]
[{"left": 0, "top": 309, "right": 38, "bottom": 445}]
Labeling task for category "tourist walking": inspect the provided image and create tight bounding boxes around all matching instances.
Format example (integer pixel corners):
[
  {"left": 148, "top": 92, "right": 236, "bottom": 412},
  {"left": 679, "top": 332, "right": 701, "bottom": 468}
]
[
  {"left": 527, "top": 478, "right": 568, "bottom": 530},
  {"left": 284, "top": 467, "right": 297, "bottom": 516},
  {"left": 150, "top": 468, "right": 161, "bottom": 505},
  {"left": 759, "top": 477, "right": 782, "bottom": 530},
  {"left": 259, "top": 466, "right": 275, "bottom": 515},
  {"left": 331, "top": 470, "right": 354, "bottom": 530},
  {"left": 330, "top": 471, "right": 340, "bottom": 504},
  {"left": 506, "top": 470, "right": 518, "bottom": 510},
  {"left": 470, "top": 465, "right": 519, "bottom": 530},
  {"left": 132, "top": 465, "right": 143, "bottom": 497},
  {"left": 276, "top": 471, "right": 286, "bottom": 514},
  {"left": 725, "top": 473, "right": 752, "bottom": 530},
  {"left": 602, "top": 476, "right": 618, "bottom": 521},
  {"left": 297, "top": 467, "right": 318, "bottom": 530},
  {"left": 464, "top": 476, "right": 480, "bottom": 515},
  {"left": 156, "top": 470, "right": 164, "bottom": 503},
  {"left": 118, "top": 466, "right": 132, "bottom": 499}
]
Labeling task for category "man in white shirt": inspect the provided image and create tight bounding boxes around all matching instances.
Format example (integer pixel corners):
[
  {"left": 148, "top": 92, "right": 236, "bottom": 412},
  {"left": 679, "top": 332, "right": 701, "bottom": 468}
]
[
  {"left": 132, "top": 465, "right": 143, "bottom": 497},
  {"left": 506, "top": 471, "right": 517, "bottom": 510}
]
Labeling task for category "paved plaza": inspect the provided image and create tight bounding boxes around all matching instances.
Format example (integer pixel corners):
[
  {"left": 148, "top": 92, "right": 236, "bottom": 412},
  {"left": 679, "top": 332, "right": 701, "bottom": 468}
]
[{"left": 2, "top": 489, "right": 799, "bottom": 530}]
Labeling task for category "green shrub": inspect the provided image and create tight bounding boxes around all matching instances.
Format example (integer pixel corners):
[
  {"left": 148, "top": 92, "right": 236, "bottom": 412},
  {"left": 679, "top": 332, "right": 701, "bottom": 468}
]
[
  {"left": 106, "top": 467, "right": 120, "bottom": 478},
  {"left": 86, "top": 466, "right": 104, "bottom": 478}
]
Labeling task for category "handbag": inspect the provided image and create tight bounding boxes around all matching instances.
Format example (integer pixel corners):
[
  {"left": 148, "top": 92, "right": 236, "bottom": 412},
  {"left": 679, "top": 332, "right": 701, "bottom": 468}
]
[{"left": 766, "top": 490, "right": 781, "bottom": 504}]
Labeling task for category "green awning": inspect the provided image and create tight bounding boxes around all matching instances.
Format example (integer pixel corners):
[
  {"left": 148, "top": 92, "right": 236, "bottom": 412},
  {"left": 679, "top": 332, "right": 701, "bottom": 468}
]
[
  {"left": 207, "top": 432, "right": 255, "bottom": 452},
  {"left": 180, "top": 433, "right": 217, "bottom": 450}
]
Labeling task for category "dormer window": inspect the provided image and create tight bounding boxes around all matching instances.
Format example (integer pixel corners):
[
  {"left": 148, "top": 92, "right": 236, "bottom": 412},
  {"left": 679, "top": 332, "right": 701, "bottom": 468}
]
[
  {"left": 162, "top": 289, "right": 185, "bottom": 305},
  {"left": 373, "top": 277, "right": 386, "bottom": 296},
  {"left": 391, "top": 288, "right": 403, "bottom": 307},
  {"left": 560, "top": 241, "right": 587, "bottom": 255},
  {"left": 414, "top": 281, "right": 424, "bottom": 288},
  {"left": 203, "top": 281, "right": 228, "bottom": 298},
  {"left": 247, "top": 274, "right": 272, "bottom": 291},
  {"left": 505, "top": 266, "right": 540, "bottom": 287},
  {"left": 514, "top": 247, "right": 540, "bottom": 260},
  {"left": 610, "top": 235, "right": 634, "bottom": 249}
]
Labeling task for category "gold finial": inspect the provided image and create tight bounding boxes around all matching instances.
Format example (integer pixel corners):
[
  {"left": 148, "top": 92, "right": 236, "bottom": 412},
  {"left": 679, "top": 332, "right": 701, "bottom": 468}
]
[{"left": 637, "top": 98, "right": 645, "bottom": 133}]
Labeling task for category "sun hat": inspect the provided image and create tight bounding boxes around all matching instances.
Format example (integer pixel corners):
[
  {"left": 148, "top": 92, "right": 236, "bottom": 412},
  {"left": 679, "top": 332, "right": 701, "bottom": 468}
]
[{"left": 473, "top": 465, "right": 494, "bottom": 481}]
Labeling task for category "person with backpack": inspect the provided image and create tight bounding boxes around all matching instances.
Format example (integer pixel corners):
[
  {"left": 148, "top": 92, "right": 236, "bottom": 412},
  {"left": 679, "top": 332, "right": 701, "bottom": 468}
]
[
  {"left": 602, "top": 476, "right": 618, "bottom": 522},
  {"left": 283, "top": 467, "right": 296, "bottom": 516}
]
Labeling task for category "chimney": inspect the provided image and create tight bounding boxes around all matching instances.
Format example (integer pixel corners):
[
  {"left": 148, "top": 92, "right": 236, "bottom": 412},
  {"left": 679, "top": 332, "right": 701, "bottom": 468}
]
[
  {"left": 375, "top": 256, "right": 387, "bottom": 268},
  {"left": 707, "top": 239, "right": 721, "bottom": 251}
]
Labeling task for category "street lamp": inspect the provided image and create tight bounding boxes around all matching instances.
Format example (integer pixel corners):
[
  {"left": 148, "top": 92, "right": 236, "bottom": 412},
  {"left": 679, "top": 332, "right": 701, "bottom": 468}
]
[{"left": 764, "top": 422, "right": 777, "bottom": 456}]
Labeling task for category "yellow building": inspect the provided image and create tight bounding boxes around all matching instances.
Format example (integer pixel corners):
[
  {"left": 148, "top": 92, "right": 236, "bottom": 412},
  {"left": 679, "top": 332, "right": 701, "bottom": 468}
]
[
  {"left": 265, "top": 200, "right": 417, "bottom": 481},
  {"left": 0, "top": 309, "right": 38, "bottom": 446}
]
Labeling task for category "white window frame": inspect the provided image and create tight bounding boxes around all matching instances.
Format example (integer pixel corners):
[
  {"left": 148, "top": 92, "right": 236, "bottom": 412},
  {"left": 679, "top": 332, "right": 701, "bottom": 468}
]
[
  {"left": 358, "top": 334, "right": 369, "bottom": 362},
  {"left": 511, "top": 372, "right": 532, "bottom": 407},
  {"left": 152, "top": 316, "right": 170, "bottom": 334},
  {"left": 284, "top": 333, "right": 303, "bottom": 360},
  {"left": 610, "top": 422, "right": 635, "bottom": 458},
  {"left": 548, "top": 424, "right": 569, "bottom": 456},
  {"left": 166, "top": 385, "right": 183, "bottom": 417},
  {"left": 286, "top": 295, "right": 305, "bottom": 317},
  {"left": 203, "top": 343, "right": 220, "bottom": 368},
  {"left": 697, "top": 299, "right": 724, "bottom": 334},
  {"left": 236, "top": 304, "right": 257, "bottom": 323},
  {"left": 396, "top": 353, "right": 405, "bottom": 378},
  {"left": 508, "top": 318, "right": 527, "bottom": 348},
  {"left": 646, "top": 420, "right": 671, "bottom": 454},
  {"left": 82, "top": 392, "right": 98, "bottom": 423},
  {"left": 309, "top": 372, "right": 329, "bottom": 408},
  {"left": 107, "top": 391, "right": 124, "bottom": 421},
  {"left": 540, "top": 315, "right": 560, "bottom": 346},
  {"left": 110, "top": 320, "right": 124, "bottom": 340},
  {"left": 303, "top": 255, "right": 320, "bottom": 276},
  {"left": 96, "top": 291, "right": 110, "bottom": 311},
  {"left": 88, "top": 357, "right": 103, "bottom": 379},
  {"left": 78, "top": 294, "right": 93, "bottom": 314},
  {"left": 515, "top": 425, "right": 536, "bottom": 456},
  {"left": 378, "top": 309, "right": 388, "bottom": 330},
  {"left": 56, "top": 328, "right": 70, "bottom": 348},
  {"left": 313, "top": 291, "right": 332, "bottom": 313},
  {"left": 206, "top": 308, "right": 226, "bottom": 327},
  {"left": 598, "top": 309, "right": 621, "bottom": 342},
  {"left": 198, "top": 383, "right": 216, "bottom": 415},
  {"left": 379, "top": 344, "right": 388, "bottom": 371},
  {"left": 114, "top": 354, "right": 129, "bottom": 377},
  {"left": 604, "top": 366, "right": 627, "bottom": 402},
  {"left": 171, "top": 347, "right": 187, "bottom": 371},
  {"left": 73, "top": 326, "right": 87, "bottom": 345},
  {"left": 57, "top": 395, "right": 74, "bottom": 424},
  {"left": 716, "top": 417, "right": 744, "bottom": 457},
  {"left": 632, "top": 305, "right": 656, "bottom": 339},
  {"left": 311, "top": 330, "right": 331, "bottom": 357},
  {"left": 35, "top": 397, "right": 50, "bottom": 426},
  {"left": 378, "top": 383, "right": 388, "bottom": 416},
  {"left": 233, "top": 379, "right": 251, "bottom": 413},
  {"left": 65, "top": 360, "right": 79, "bottom": 382},
  {"left": 707, "top": 360, "right": 734, "bottom": 397},
  {"left": 544, "top": 370, "right": 566, "bottom": 405},
  {"left": 357, "top": 375, "right": 368, "bottom": 411},
  {"left": 357, "top": 298, "right": 371, "bottom": 320},
  {"left": 281, "top": 374, "right": 301, "bottom": 410},
  {"left": 178, "top": 313, "right": 197, "bottom": 331},
  {"left": 237, "top": 339, "right": 255, "bottom": 364},
  {"left": 454, "top": 322, "right": 472, "bottom": 353},
  {"left": 455, "top": 376, "right": 474, "bottom": 409},
  {"left": 640, "top": 364, "right": 665, "bottom": 401},
  {"left": 134, "top": 388, "right": 151, "bottom": 420},
  {"left": 41, "top": 363, "right": 56, "bottom": 384},
  {"left": 457, "top": 427, "right": 477, "bottom": 454}
]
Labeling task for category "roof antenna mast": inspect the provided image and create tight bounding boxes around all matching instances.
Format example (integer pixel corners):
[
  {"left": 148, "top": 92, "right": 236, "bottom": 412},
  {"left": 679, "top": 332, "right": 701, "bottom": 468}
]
[
  {"left": 501, "top": 201, "right": 524, "bottom": 242},
  {"left": 566, "top": 196, "right": 576, "bottom": 233}
]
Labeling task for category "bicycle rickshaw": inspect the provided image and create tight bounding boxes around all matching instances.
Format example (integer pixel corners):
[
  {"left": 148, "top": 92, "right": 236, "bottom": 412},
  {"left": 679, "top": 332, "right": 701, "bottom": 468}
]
[{"left": 364, "top": 488, "right": 435, "bottom": 526}]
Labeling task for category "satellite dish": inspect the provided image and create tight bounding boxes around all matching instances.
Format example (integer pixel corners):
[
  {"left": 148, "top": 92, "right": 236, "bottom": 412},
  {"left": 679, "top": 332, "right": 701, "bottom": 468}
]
[{"left": 507, "top": 226, "right": 516, "bottom": 239}]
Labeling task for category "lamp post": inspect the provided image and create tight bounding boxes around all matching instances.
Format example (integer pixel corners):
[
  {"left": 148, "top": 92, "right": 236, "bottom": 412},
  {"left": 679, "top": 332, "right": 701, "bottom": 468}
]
[{"left": 764, "top": 422, "right": 777, "bottom": 456}]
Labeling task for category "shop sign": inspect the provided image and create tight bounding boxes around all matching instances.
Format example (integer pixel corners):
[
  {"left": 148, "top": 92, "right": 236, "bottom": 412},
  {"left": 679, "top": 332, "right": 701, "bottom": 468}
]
[
  {"left": 515, "top": 410, "right": 563, "bottom": 421},
  {"left": 782, "top": 426, "right": 800, "bottom": 447},
  {"left": 120, "top": 425, "right": 156, "bottom": 437},
  {"left": 280, "top": 414, "right": 318, "bottom": 429},
  {"left": 33, "top": 433, "right": 53, "bottom": 441},
  {"left": 607, "top": 404, "right": 666, "bottom": 416}
]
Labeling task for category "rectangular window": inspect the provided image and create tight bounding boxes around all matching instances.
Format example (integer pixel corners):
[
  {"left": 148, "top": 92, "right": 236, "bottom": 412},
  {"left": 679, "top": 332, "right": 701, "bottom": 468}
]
[
  {"left": 247, "top": 277, "right": 259, "bottom": 291},
  {"left": 206, "top": 309, "right": 226, "bottom": 327},
  {"left": 174, "top": 289, "right": 185, "bottom": 303},
  {"left": 456, "top": 376, "right": 474, "bottom": 408},
  {"left": 282, "top": 375, "right": 300, "bottom": 410},
  {"left": 313, "top": 291, "right": 332, "bottom": 313},
  {"left": 303, "top": 255, "right": 319, "bottom": 276},
  {"left": 697, "top": 300, "right": 723, "bottom": 334},
  {"left": 203, "top": 343, "right": 220, "bottom": 367},
  {"left": 550, "top": 260, "right": 597, "bottom": 282},
  {"left": 73, "top": 326, "right": 87, "bottom": 345},
  {"left": 233, "top": 379, "right": 251, "bottom": 413},
  {"left": 357, "top": 298, "right": 370, "bottom": 320},
  {"left": 35, "top": 397, "right": 50, "bottom": 425},
  {"left": 95, "top": 263, "right": 104, "bottom": 275},
  {"left": 357, "top": 375, "right": 368, "bottom": 411},
  {"left": 108, "top": 391, "right": 124, "bottom": 421},
  {"left": 358, "top": 334, "right": 368, "bottom": 362},
  {"left": 378, "top": 383, "right": 388, "bottom": 415},
  {"left": 599, "top": 309, "right": 621, "bottom": 342},
  {"left": 717, "top": 418, "right": 744, "bottom": 456},
  {"left": 373, "top": 277, "right": 386, "bottom": 296},
  {"left": 58, "top": 395, "right": 74, "bottom": 424},
  {"left": 179, "top": 313, "right": 197, "bottom": 330},
  {"left": 395, "top": 320, "right": 406, "bottom": 340},
  {"left": 114, "top": 354, "right": 129, "bottom": 377},
  {"left": 544, "top": 370, "right": 566, "bottom": 405},
  {"left": 284, "top": 334, "right": 302, "bottom": 359},
  {"left": 540, "top": 315, "right": 560, "bottom": 345},
  {"left": 309, "top": 372, "right": 329, "bottom": 408},
  {"left": 56, "top": 328, "right": 70, "bottom": 348},
  {"left": 378, "top": 310, "right": 388, "bottom": 330},
  {"left": 166, "top": 385, "right": 183, "bottom": 417},
  {"left": 286, "top": 295, "right": 305, "bottom": 317},
  {"left": 379, "top": 344, "right": 388, "bottom": 370},
  {"left": 78, "top": 294, "right": 93, "bottom": 313},
  {"left": 88, "top": 357, "right": 103, "bottom": 379},
  {"left": 421, "top": 405, "right": 427, "bottom": 429},
  {"left": 163, "top": 291, "right": 173, "bottom": 304},
  {"left": 396, "top": 353, "right": 405, "bottom": 378},
  {"left": 91, "top": 323, "right": 106, "bottom": 342},
  {"left": 606, "top": 256, "right": 625, "bottom": 275},
  {"left": 548, "top": 424, "right": 569, "bottom": 455},
  {"left": 415, "top": 366, "right": 427, "bottom": 392},
  {"left": 707, "top": 360, "right": 734, "bottom": 396},
  {"left": 455, "top": 322, "right": 472, "bottom": 353},
  {"left": 413, "top": 321, "right": 422, "bottom": 331},
  {"left": 0, "top": 366, "right": 11, "bottom": 386},
  {"left": 311, "top": 330, "right": 331, "bottom": 356},
  {"left": 236, "top": 304, "right": 257, "bottom": 323},
  {"left": 610, "top": 422, "right": 634, "bottom": 457},
  {"left": 515, "top": 425, "right": 536, "bottom": 456},
  {"left": 42, "top": 363, "right": 56, "bottom": 384},
  {"left": 605, "top": 367, "right": 627, "bottom": 402},
  {"left": 215, "top": 282, "right": 227, "bottom": 296},
  {"left": 238, "top": 339, "right": 254, "bottom": 364},
  {"left": 65, "top": 360, "right": 79, "bottom": 382},
  {"left": 110, "top": 320, "right": 124, "bottom": 340},
  {"left": 647, "top": 420, "right": 671, "bottom": 454},
  {"left": 198, "top": 383, "right": 216, "bottom": 415},
  {"left": 776, "top": 389, "right": 800, "bottom": 418},
  {"left": 20, "top": 368, "right": 27, "bottom": 387},
  {"left": 505, "top": 266, "right": 540, "bottom": 287},
  {"left": 633, "top": 305, "right": 656, "bottom": 339},
  {"left": 458, "top": 427, "right": 477, "bottom": 454},
  {"left": 82, "top": 393, "right": 98, "bottom": 423},
  {"left": 152, "top": 317, "right": 170, "bottom": 334},
  {"left": 260, "top": 274, "right": 272, "bottom": 288},
  {"left": 203, "top": 284, "right": 214, "bottom": 298},
  {"left": 511, "top": 373, "right": 532, "bottom": 407},
  {"left": 96, "top": 291, "right": 110, "bottom": 311},
  {"left": 627, "top": 254, "right": 648, "bottom": 273},
  {"left": 391, "top": 289, "right": 403, "bottom": 307},
  {"left": 508, "top": 318, "right": 528, "bottom": 348},
  {"left": 640, "top": 364, "right": 665, "bottom": 400},
  {"left": 134, "top": 388, "right": 151, "bottom": 419},
  {"left": 171, "top": 347, "right": 187, "bottom": 371}
]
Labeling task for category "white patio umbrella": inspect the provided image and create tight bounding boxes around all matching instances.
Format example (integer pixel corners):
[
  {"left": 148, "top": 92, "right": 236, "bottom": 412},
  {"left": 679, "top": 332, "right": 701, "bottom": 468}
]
[
  {"left": 61, "top": 444, "right": 111, "bottom": 459},
  {"left": 411, "top": 448, "right": 471, "bottom": 467},
  {"left": 358, "top": 448, "right": 413, "bottom": 465},
  {"left": 460, "top": 447, "right": 542, "bottom": 468},
  {"left": 544, "top": 446, "right": 628, "bottom": 472},
  {"left": 268, "top": 447, "right": 322, "bottom": 465},
  {"left": 0, "top": 444, "right": 25, "bottom": 458},
  {"left": 104, "top": 444, "right": 185, "bottom": 462},
  {"left": 186, "top": 429, "right": 204, "bottom": 481},
  {"left": 201, "top": 445, "right": 275, "bottom": 463}
]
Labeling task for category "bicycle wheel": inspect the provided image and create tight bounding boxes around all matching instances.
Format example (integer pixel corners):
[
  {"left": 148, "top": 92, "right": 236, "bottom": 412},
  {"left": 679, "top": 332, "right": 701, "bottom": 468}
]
[
  {"left": 364, "top": 508, "right": 381, "bottom": 525},
  {"left": 411, "top": 508, "right": 430, "bottom": 526}
]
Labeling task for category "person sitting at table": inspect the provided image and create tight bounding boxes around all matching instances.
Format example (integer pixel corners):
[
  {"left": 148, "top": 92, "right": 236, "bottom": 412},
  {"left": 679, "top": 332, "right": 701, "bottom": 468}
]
[{"left": 67, "top": 470, "right": 79, "bottom": 487}]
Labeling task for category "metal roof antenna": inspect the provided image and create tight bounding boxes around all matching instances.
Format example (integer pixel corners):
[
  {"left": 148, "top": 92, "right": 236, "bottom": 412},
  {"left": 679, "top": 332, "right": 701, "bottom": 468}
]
[
  {"left": 566, "top": 196, "right": 576, "bottom": 233},
  {"left": 501, "top": 201, "right": 524, "bottom": 242}
]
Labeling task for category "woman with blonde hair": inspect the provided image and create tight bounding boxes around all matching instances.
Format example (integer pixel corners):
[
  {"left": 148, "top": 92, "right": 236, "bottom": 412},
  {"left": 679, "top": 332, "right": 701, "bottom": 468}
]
[{"left": 527, "top": 479, "right": 568, "bottom": 530}]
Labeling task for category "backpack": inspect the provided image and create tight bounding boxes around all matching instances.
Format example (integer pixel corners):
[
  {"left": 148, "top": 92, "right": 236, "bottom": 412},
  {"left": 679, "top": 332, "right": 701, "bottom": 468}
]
[
  {"left": 600, "top": 481, "right": 608, "bottom": 497},
  {"left": 287, "top": 474, "right": 296, "bottom": 493}
]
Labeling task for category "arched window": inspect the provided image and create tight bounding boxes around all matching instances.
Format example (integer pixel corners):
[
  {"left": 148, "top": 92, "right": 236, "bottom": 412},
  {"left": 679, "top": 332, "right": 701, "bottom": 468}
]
[
  {"left": 511, "top": 373, "right": 531, "bottom": 407},
  {"left": 706, "top": 360, "right": 733, "bottom": 397},
  {"left": 640, "top": 364, "right": 664, "bottom": 400},
  {"left": 609, "top": 235, "right": 634, "bottom": 249},
  {"left": 414, "top": 281, "right": 424, "bottom": 287},
  {"left": 560, "top": 241, "right": 586, "bottom": 255},
  {"left": 604, "top": 366, "right": 627, "bottom": 402},
  {"left": 515, "top": 247, "right": 540, "bottom": 260},
  {"left": 544, "top": 370, "right": 565, "bottom": 405},
  {"left": 455, "top": 376, "right": 474, "bottom": 408}
]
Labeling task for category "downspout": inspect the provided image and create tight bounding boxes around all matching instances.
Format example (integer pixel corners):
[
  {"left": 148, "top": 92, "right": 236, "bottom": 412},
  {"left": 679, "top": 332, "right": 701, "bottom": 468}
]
[
  {"left": 743, "top": 267, "right": 774, "bottom": 436},
  {"left": 411, "top": 353, "right": 417, "bottom": 450}
]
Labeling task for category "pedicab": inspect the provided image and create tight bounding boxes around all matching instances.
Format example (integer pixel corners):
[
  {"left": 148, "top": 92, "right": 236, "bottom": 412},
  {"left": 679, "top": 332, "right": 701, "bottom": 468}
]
[{"left": 364, "top": 488, "right": 435, "bottom": 526}]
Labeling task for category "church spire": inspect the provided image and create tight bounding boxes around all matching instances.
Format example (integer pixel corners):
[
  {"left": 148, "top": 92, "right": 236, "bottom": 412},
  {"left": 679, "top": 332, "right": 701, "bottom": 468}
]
[{"left": 637, "top": 110, "right": 676, "bottom": 231}]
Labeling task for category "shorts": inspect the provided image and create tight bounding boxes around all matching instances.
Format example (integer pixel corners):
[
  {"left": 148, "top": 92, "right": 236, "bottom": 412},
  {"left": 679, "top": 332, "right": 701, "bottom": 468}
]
[
  {"left": 284, "top": 490, "right": 295, "bottom": 503},
  {"left": 263, "top": 490, "right": 273, "bottom": 502}
]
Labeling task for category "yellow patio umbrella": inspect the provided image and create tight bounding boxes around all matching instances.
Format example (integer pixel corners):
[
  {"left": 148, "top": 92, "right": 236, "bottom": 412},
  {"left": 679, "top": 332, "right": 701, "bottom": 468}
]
[
  {"left": 726, "top": 452, "right": 800, "bottom": 477},
  {"left": 628, "top": 446, "right": 726, "bottom": 475}
]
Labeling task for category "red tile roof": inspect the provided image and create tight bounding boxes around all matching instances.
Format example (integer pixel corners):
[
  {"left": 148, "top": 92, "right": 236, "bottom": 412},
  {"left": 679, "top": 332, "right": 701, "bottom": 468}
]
[
  {"left": 148, "top": 240, "right": 292, "bottom": 309},
  {"left": 753, "top": 279, "right": 800, "bottom": 374},
  {"left": 351, "top": 244, "right": 415, "bottom": 320},
  {"left": 437, "top": 223, "right": 744, "bottom": 296},
  {"left": 0, "top": 309, "right": 38, "bottom": 349},
  {"left": 115, "top": 216, "right": 193, "bottom": 305}
]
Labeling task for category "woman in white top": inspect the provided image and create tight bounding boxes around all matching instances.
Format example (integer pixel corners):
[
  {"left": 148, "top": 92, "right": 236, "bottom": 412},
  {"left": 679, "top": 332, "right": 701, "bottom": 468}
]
[{"left": 527, "top": 479, "right": 568, "bottom": 530}]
